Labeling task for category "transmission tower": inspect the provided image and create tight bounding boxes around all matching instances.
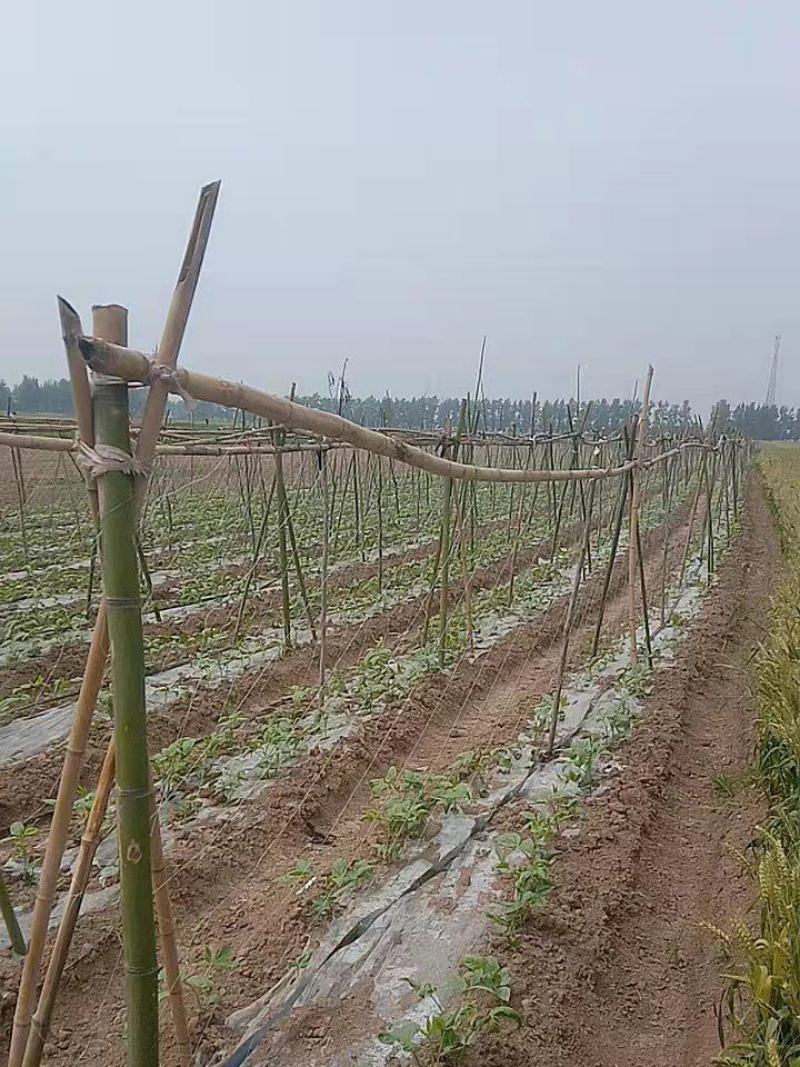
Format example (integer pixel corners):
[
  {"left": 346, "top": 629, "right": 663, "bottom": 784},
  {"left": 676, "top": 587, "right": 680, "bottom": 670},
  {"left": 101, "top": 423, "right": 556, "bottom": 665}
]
[{"left": 765, "top": 334, "right": 781, "bottom": 407}]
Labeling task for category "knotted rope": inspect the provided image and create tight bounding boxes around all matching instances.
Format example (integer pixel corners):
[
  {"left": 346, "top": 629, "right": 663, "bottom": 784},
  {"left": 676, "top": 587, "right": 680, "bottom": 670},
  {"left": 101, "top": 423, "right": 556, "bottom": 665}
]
[{"left": 76, "top": 441, "right": 151, "bottom": 482}]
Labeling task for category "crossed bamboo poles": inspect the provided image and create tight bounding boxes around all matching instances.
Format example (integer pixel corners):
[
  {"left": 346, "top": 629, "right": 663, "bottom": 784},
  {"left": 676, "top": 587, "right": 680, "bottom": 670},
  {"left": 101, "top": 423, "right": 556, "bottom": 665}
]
[{"left": 8, "top": 181, "right": 220, "bottom": 1067}]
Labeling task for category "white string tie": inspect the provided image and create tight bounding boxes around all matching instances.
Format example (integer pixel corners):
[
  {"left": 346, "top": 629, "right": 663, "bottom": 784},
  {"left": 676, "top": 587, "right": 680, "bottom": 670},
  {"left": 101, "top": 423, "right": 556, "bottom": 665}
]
[
  {"left": 76, "top": 441, "right": 151, "bottom": 482},
  {"left": 146, "top": 354, "right": 197, "bottom": 411}
]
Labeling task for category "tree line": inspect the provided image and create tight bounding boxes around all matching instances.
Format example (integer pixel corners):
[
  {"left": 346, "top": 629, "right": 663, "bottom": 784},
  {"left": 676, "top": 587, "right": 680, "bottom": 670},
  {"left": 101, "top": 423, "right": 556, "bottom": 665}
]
[{"left": 1, "top": 374, "right": 797, "bottom": 440}]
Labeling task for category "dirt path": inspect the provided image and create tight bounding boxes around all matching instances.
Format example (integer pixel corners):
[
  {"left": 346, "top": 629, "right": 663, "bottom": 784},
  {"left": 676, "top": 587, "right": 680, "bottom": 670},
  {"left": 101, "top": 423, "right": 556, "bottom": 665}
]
[{"left": 473, "top": 474, "right": 778, "bottom": 1067}]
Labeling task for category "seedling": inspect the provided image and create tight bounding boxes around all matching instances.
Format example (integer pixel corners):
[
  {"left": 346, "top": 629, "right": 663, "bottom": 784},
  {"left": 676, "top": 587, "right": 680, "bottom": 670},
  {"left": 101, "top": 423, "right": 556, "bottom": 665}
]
[
  {"left": 5, "top": 821, "right": 40, "bottom": 884},
  {"left": 379, "top": 955, "right": 520, "bottom": 1064}
]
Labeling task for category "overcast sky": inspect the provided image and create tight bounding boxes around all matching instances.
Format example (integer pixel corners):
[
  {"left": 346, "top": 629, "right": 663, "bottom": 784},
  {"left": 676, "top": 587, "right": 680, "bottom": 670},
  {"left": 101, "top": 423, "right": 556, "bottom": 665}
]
[{"left": 2, "top": 2, "right": 799, "bottom": 412}]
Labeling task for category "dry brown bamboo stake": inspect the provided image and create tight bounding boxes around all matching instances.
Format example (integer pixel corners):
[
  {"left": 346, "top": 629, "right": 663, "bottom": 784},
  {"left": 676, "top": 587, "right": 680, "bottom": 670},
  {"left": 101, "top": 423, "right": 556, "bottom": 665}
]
[
  {"left": 659, "top": 453, "right": 674, "bottom": 626},
  {"left": 8, "top": 598, "right": 110, "bottom": 1067},
  {"left": 633, "top": 473, "right": 654, "bottom": 669},
  {"left": 627, "top": 366, "right": 654, "bottom": 667},
  {"left": 9, "top": 444, "right": 30, "bottom": 566},
  {"left": 546, "top": 480, "right": 597, "bottom": 757},
  {"left": 318, "top": 446, "right": 330, "bottom": 688},
  {"left": 507, "top": 443, "right": 534, "bottom": 606},
  {"left": 377, "top": 458, "right": 384, "bottom": 595},
  {"left": 148, "top": 769, "right": 191, "bottom": 1067},
  {"left": 282, "top": 476, "right": 317, "bottom": 639},
  {"left": 10, "top": 183, "right": 219, "bottom": 1067},
  {"left": 273, "top": 448, "right": 293, "bottom": 649},
  {"left": 353, "top": 450, "right": 364, "bottom": 562},
  {"left": 452, "top": 481, "right": 475, "bottom": 654},
  {"left": 233, "top": 476, "right": 277, "bottom": 642},
  {"left": 677, "top": 467, "right": 703, "bottom": 592},
  {"left": 22, "top": 744, "right": 116, "bottom": 1067}
]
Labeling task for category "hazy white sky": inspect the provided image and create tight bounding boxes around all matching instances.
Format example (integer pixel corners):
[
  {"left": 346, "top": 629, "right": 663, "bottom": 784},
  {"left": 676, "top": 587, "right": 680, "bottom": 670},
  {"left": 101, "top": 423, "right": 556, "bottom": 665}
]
[{"left": 2, "top": 1, "right": 799, "bottom": 410}]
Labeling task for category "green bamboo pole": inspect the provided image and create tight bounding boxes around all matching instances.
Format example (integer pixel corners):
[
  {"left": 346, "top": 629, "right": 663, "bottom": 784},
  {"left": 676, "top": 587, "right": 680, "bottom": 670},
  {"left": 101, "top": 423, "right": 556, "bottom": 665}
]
[
  {"left": 0, "top": 867, "right": 26, "bottom": 956},
  {"left": 92, "top": 309, "right": 158, "bottom": 1067}
]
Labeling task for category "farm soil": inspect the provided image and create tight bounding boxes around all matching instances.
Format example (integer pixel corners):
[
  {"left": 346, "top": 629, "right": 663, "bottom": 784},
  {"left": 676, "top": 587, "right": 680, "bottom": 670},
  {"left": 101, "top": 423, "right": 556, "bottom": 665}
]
[
  {"left": 0, "top": 507, "right": 606, "bottom": 835},
  {"left": 0, "top": 486, "right": 703, "bottom": 1065},
  {"left": 470, "top": 473, "right": 778, "bottom": 1067}
]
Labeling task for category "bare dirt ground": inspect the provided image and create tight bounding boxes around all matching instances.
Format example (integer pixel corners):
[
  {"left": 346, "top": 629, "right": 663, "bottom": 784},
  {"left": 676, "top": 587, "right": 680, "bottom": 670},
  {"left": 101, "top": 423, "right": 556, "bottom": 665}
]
[
  {"left": 0, "top": 488, "right": 700, "bottom": 1065},
  {"left": 471, "top": 474, "right": 778, "bottom": 1067}
]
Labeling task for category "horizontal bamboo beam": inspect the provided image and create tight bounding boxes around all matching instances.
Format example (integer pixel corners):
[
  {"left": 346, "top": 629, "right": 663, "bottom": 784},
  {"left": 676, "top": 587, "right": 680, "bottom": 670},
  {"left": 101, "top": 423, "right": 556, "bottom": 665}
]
[
  {"left": 73, "top": 337, "right": 742, "bottom": 485},
  {"left": 76, "top": 336, "right": 645, "bottom": 485},
  {"left": 0, "top": 429, "right": 337, "bottom": 458}
]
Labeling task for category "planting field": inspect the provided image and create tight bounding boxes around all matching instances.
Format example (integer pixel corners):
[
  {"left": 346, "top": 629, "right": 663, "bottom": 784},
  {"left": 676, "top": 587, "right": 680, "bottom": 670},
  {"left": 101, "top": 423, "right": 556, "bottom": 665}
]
[
  {"left": 0, "top": 390, "right": 765, "bottom": 1067},
  {"left": 0, "top": 198, "right": 777, "bottom": 1067}
]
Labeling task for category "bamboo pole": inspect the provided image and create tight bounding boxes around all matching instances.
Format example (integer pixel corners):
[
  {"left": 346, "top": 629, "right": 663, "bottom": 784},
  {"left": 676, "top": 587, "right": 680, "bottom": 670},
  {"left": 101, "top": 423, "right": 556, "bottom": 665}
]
[
  {"left": 453, "top": 480, "right": 475, "bottom": 654},
  {"left": 0, "top": 867, "right": 26, "bottom": 957},
  {"left": 628, "top": 366, "right": 654, "bottom": 666},
  {"left": 634, "top": 479, "right": 654, "bottom": 669},
  {"left": 76, "top": 339, "right": 657, "bottom": 487},
  {"left": 546, "top": 481, "right": 597, "bottom": 757},
  {"left": 148, "top": 770, "right": 191, "bottom": 1067},
  {"left": 508, "top": 443, "right": 534, "bottom": 606},
  {"left": 377, "top": 458, "right": 384, "bottom": 595},
  {"left": 10, "top": 445, "right": 30, "bottom": 566},
  {"left": 23, "top": 745, "right": 116, "bottom": 1067},
  {"left": 9, "top": 184, "right": 219, "bottom": 1067},
  {"left": 282, "top": 480, "right": 317, "bottom": 639},
  {"left": 590, "top": 425, "right": 633, "bottom": 659},
  {"left": 438, "top": 401, "right": 467, "bottom": 666},
  {"left": 92, "top": 307, "right": 159, "bottom": 1067},
  {"left": 233, "top": 476, "right": 277, "bottom": 641},
  {"left": 318, "top": 446, "right": 330, "bottom": 688},
  {"left": 273, "top": 449, "right": 292, "bottom": 649}
]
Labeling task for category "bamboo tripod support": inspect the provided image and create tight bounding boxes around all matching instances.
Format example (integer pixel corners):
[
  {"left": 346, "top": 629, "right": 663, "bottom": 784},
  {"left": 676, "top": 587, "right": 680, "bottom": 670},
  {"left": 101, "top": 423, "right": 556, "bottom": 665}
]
[{"left": 9, "top": 181, "right": 219, "bottom": 1067}]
